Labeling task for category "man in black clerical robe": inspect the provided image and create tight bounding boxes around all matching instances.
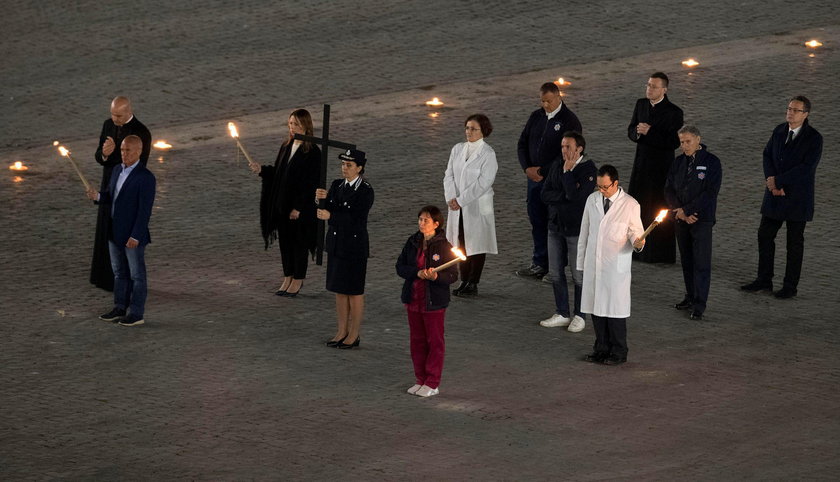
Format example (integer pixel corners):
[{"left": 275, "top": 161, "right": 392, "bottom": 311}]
[
  {"left": 627, "top": 72, "right": 683, "bottom": 264},
  {"left": 90, "top": 96, "right": 152, "bottom": 291}
]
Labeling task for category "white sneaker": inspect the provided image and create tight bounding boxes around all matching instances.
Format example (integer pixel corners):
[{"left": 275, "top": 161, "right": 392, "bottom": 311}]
[
  {"left": 567, "top": 315, "right": 585, "bottom": 333},
  {"left": 415, "top": 385, "right": 439, "bottom": 397},
  {"left": 406, "top": 384, "right": 422, "bottom": 395},
  {"left": 539, "top": 313, "right": 570, "bottom": 327}
]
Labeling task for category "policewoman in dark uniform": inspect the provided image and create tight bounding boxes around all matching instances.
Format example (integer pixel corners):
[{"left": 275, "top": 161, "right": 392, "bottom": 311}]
[
  {"left": 315, "top": 149, "right": 374, "bottom": 349},
  {"left": 664, "top": 125, "right": 722, "bottom": 321}
]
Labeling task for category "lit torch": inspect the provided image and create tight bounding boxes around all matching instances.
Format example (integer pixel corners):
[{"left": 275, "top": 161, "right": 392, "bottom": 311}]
[
  {"left": 57, "top": 145, "right": 92, "bottom": 191},
  {"left": 227, "top": 122, "right": 257, "bottom": 166},
  {"left": 432, "top": 247, "right": 468, "bottom": 273},
  {"left": 9, "top": 161, "right": 29, "bottom": 171},
  {"left": 638, "top": 209, "right": 669, "bottom": 241}
]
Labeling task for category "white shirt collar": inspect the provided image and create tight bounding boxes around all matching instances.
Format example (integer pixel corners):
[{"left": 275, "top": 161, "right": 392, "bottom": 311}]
[
  {"left": 789, "top": 124, "right": 803, "bottom": 138},
  {"left": 345, "top": 176, "right": 360, "bottom": 188},
  {"left": 650, "top": 96, "right": 665, "bottom": 106},
  {"left": 546, "top": 102, "right": 563, "bottom": 120}
]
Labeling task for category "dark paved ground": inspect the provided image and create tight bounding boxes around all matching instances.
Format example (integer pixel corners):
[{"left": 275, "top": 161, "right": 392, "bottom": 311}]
[{"left": 2, "top": 2, "right": 839, "bottom": 480}]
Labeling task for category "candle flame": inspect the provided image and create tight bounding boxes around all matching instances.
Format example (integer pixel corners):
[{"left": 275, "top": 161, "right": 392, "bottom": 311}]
[
  {"left": 153, "top": 140, "right": 172, "bottom": 149},
  {"left": 554, "top": 77, "right": 571, "bottom": 86},
  {"left": 451, "top": 247, "right": 467, "bottom": 261},
  {"left": 655, "top": 209, "right": 668, "bottom": 223},
  {"left": 58, "top": 146, "right": 70, "bottom": 157},
  {"left": 425, "top": 97, "right": 444, "bottom": 107},
  {"left": 805, "top": 39, "right": 822, "bottom": 48},
  {"left": 228, "top": 122, "right": 239, "bottom": 138},
  {"left": 9, "top": 161, "right": 29, "bottom": 171},
  {"left": 681, "top": 58, "right": 700, "bottom": 67},
  {"left": 52, "top": 140, "right": 59, "bottom": 146}
]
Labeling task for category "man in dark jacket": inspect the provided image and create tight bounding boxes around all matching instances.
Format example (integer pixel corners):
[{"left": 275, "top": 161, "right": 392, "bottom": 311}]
[
  {"left": 742, "top": 96, "right": 822, "bottom": 299},
  {"left": 627, "top": 72, "right": 683, "bottom": 264},
  {"left": 516, "top": 82, "right": 582, "bottom": 279},
  {"left": 664, "top": 126, "right": 722, "bottom": 320},
  {"left": 538, "top": 131, "right": 597, "bottom": 332}
]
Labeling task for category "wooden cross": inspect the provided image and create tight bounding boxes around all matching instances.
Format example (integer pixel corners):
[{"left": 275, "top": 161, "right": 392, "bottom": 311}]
[{"left": 293, "top": 104, "right": 355, "bottom": 265}]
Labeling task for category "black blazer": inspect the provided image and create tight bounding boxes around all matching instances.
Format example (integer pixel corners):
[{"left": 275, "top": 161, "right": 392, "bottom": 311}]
[
  {"left": 664, "top": 146, "right": 723, "bottom": 223},
  {"left": 324, "top": 178, "right": 374, "bottom": 259},
  {"left": 541, "top": 155, "right": 597, "bottom": 236},
  {"left": 97, "top": 163, "right": 156, "bottom": 246},
  {"left": 761, "top": 121, "right": 822, "bottom": 222},
  {"left": 396, "top": 231, "right": 458, "bottom": 311}
]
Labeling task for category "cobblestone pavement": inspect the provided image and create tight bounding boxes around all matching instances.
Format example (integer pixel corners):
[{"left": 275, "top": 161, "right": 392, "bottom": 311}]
[{"left": 2, "top": 2, "right": 839, "bottom": 480}]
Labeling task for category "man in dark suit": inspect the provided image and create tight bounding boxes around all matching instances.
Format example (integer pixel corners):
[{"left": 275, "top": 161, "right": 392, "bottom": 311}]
[
  {"left": 664, "top": 125, "right": 722, "bottom": 320},
  {"left": 516, "top": 82, "right": 582, "bottom": 279},
  {"left": 87, "top": 135, "right": 156, "bottom": 326},
  {"left": 627, "top": 72, "right": 683, "bottom": 264},
  {"left": 742, "top": 96, "right": 822, "bottom": 299},
  {"left": 90, "top": 96, "right": 152, "bottom": 291}
]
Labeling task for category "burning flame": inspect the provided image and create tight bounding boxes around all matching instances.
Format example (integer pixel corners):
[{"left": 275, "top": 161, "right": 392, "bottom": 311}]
[
  {"left": 425, "top": 97, "right": 444, "bottom": 107},
  {"left": 58, "top": 146, "right": 70, "bottom": 157},
  {"left": 228, "top": 122, "right": 240, "bottom": 138},
  {"left": 9, "top": 161, "right": 28, "bottom": 171},
  {"left": 805, "top": 40, "right": 822, "bottom": 48},
  {"left": 681, "top": 58, "right": 700, "bottom": 67},
  {"left": 655, "top": 209, "right": 668, "bottom": 223},
  {"left": 52, "top": 140, "right": 59, "bottom": 146},
  {"left": 451, "top": 247, "right": 467, "bottom": 261},
  {"left": 554, "top": 77, "right": 571, "bottom": 86},
  {"left": 153, "top": 140, "right": 172, "bottom": 149}
]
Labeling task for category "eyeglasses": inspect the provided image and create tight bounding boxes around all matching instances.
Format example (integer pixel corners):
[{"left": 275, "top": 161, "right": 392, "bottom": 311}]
[
  {"left": 597, "top": 181, "right": 616, "bottom": 191},
  {"left": 465, "top": 127, "right": 481, "bottom": 132},
  {"left": 786, "top": 107, "right": 807, "bottom": 114}
]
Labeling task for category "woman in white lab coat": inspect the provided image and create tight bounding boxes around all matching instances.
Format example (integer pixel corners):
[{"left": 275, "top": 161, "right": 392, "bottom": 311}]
[
  {"left": 577, "top": 165, "right": 645, "bottom": 365},
  {"left": 443, "top": 114, "right": 498, "bottom": 297}
]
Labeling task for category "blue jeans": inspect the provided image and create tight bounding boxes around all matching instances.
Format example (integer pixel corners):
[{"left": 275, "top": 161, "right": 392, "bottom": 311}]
[
  {"left": 526, "top": 179, "right": 548, "bottom": 269},
  {"left": 547, "top": 230, "right": 583, "bottom": 318},
  {"left": 108, "top": 240, "right": 147, "bottom": 318}
]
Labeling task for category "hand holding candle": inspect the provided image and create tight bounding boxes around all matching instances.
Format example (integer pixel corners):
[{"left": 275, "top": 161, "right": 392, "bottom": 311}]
[
  {"left": 227, "top": 122, "right": 259, "bottom": 169},
  {"left": 638, "top": 209, "right": 669, "bottom": 242},
  {"left": 432, "top": 247, "right": 468, "bottom": 273},
  {"left": 57, "top": 145, "right": 92, "bottom": 191}
]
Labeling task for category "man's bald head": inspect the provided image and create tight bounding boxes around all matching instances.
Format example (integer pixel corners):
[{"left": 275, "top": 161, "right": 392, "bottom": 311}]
[
  {"left": 110, "top": 96, "right": 133, "bottom": 126},
  {"left": 120, "top": 135, "right": 143, "bottom": 167}
]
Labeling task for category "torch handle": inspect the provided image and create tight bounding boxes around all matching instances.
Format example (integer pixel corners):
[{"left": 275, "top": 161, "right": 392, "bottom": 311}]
[
  {"left": 432, "top": 257, "right": 462, "bottom": 273},
  {"left": 65, "top": 154, "right": 92, "bottom": 191},
  {"left": 638, "top": 221, "right": 659, "bottom": 241},
  {"left": 235, "top": 139, "right": 257, "bottom": 165}
]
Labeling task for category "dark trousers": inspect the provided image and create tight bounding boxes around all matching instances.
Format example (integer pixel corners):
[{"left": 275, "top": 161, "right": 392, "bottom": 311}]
[
  {"left": 591, "top": 315, "right": 627, "bottom": 358},
  {"left": 278, "top": 230, "right": 310, "bottom": 279},
  {"left": 757, "top": 216, "right": 806, "bottom": 289},
  {"left": 676, "top": 221, "right": 713, "bottom": 313},
  {"left": 526, "top": 179, "right": 548, "bottom": 269},
  {"left": 457, "top": 217, "right": 486, "bottom": 283},
  {"left": 407, "top": 308, "right": 446, "bottom": 389}
]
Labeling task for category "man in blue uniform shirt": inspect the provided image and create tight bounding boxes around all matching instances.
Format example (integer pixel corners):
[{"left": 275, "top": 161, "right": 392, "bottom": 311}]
[
  {"left": 516, "top": 82, "right": 582, "bottom": 279},
  {"left": 741, "top": 96, "right": 822, "bottom": 299},
  {"left": 664, "top": 125, "right": 722, "bottom": 320}
]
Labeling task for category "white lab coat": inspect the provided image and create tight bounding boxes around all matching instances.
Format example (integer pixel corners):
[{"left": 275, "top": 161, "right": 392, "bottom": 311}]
[
  {"left": 443, "top": 140, "right": 498, "bottom": 255},
  {"left": 577, "top": 188, "right": 645, "bottom": 318}
]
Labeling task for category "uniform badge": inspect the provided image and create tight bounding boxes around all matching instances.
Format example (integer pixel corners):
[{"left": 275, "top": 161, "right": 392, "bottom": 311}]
[
  {"left": 432, "top": 254, "right": 440, "bottom": 261},
  {"left": 554, "top": 123, "right": 561, "bottom": 131},
  {"left": 697, "top": 172, "right": 706, "bottom": 180},
  {"left": 346, "top": 149, "right": 351, "bottom": 155}
]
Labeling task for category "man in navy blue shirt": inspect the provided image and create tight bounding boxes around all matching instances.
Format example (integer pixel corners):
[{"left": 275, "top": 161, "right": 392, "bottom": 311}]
[
  {"left": 516, "top": 82, "right": 582, "bottom": 279},
  {"left": 741, "top": 96, "right": 822, "bottom": 299}
]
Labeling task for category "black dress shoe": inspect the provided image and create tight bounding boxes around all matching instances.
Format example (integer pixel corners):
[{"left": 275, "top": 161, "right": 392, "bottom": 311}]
[
  {"left": 326, "top": 336, "right": 346, "bottom": 347},
  {"left": 452, "top": 281, "right": 469, "bottom": 296},
  {"left": 674, "top": 298, "right": 692, "bottom": 310},
  {"left": 455, "top": 282, "right": 478, "bottom": 297},
  {"left": 740, "top": 280, "right": 773, "bottom": 292},
  {"left": 602, "top": 354, "right": 627, "bottom": 366},
  {"left": 583, "top": 352, "right": 608, "bottom": 363},
  {"left": 689, "top": 311, "right": 704, "bottom": 320},
  {"left": 337, "top": 337, "right": 360, "bottom": 349},
  {"left": 774, "top": 286, "right": 798, "bottom": 299},
  {"left": 99, "top": 308, "right": 126, "bottom": 322}
]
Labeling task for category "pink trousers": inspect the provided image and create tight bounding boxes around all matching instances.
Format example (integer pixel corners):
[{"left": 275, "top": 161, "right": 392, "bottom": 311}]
[{"left": 406, "top": 308, "right": 446, "bottom": 389}]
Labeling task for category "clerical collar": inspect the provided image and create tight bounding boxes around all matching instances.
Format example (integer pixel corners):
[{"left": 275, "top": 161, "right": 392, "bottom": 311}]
[
  {"left": 122, "top": 114, "right": 134, "bottom": 125},
  {"left": 546, "top": 102, "right": 563, "bottom": 120},
  {"left": 650, "top": 96, "right": 665, "bottom": 107}
]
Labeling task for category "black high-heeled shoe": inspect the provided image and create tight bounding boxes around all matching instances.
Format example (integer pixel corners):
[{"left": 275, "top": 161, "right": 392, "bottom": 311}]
[
  {"left": 283, "top": 280, "right": 304, "bottom": 297},
  {"left": 337, "top": 337, "right": 360, "bottom": 349},
  {"left": 326, "top": 336, "right": 347, "bottom": 347}
]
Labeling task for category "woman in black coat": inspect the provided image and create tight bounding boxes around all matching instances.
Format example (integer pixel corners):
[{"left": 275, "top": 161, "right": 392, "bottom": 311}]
[
  {"left": 249, "top": 109, "right": 321, "bottom": 296},
  {"left": 315, "top": 149, "right": 374, "bottom": 349},
  {"left": 395, "top": 205, "right": 458, "bottom": 397}
]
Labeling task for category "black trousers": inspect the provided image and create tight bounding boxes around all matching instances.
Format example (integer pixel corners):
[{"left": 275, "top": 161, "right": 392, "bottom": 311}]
[
  {"left": 756, "top": 216, "right": 806, "bottom": 290},
  {"left": 278, "top": 229, "right": 310, "bottom": 279},
  {"left": 675, "top": 221, "right": 713, "bottom": 313},
  {"left": 591, "top": 315, "right": 627, "bottom": 358},
  {"left": 458, "top": 216, "right": 486, "bottom": 284}
]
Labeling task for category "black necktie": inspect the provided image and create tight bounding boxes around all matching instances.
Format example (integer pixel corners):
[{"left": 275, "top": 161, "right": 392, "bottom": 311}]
[
  {"left": 786, "top": 130, "right": 794, "bottom": 144},
  {"left": 603, "top": 198, "right": 611, "bottom": 214}
]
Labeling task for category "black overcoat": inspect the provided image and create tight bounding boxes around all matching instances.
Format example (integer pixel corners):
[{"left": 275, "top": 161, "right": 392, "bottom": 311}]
[{"left": 761, "top": 121, "right": 822, "bottom": 222}]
